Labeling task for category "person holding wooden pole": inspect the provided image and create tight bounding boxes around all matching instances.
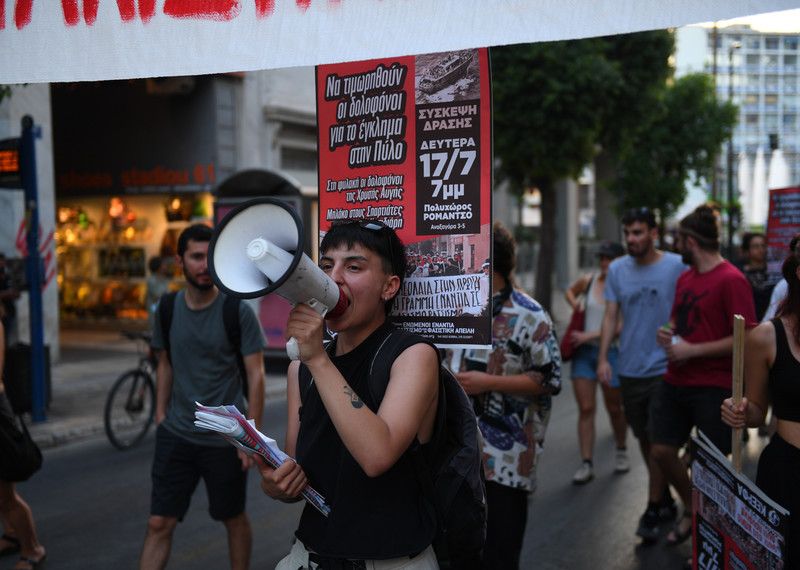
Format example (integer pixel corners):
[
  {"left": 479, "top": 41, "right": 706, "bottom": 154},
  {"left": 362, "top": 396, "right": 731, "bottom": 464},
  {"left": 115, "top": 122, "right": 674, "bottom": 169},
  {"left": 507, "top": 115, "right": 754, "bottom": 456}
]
[
  {"left": 652, "top": 205, "right": 756, "bottom": 547},
  {"left": 721, "top": 234, "right": 800, "bottom": 568}
]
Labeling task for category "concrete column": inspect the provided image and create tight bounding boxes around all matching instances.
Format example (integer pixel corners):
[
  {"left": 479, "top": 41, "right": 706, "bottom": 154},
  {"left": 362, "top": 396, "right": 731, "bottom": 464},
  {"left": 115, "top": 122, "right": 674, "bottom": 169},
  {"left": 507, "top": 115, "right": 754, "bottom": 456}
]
[{"left": 555, "top": 178, "right": 579, "bottom": 290}]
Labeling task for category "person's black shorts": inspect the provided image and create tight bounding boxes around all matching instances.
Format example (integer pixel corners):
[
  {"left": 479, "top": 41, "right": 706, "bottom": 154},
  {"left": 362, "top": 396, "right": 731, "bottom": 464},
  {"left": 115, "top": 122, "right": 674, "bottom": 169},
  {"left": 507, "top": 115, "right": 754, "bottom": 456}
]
[
  {"left": 650, "top": 381, "right": 732, "bottom": 455},
  {"left": 150, "top": 424, "right": 247, "bottom": 521},
  {"left": 618, "top": 374, "right": 662, "bottom": 442}
]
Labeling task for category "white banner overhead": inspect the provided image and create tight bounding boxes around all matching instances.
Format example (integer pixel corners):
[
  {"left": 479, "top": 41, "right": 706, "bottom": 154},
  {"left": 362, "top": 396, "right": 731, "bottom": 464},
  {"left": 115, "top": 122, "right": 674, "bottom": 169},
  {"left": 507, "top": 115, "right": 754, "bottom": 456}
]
[{"left": 0, "top": 0, "right": 796, "bottom": 84}]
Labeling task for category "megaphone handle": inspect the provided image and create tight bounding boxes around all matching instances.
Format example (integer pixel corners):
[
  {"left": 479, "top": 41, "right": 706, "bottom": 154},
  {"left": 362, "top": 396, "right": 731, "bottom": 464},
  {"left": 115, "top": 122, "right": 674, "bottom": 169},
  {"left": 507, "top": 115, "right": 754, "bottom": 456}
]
[
  {"left": 286, "top": 338, "right": 301, "bottom": 360},
  {"left": 285, "top": 299, "right": 330, "bottom": 361}
]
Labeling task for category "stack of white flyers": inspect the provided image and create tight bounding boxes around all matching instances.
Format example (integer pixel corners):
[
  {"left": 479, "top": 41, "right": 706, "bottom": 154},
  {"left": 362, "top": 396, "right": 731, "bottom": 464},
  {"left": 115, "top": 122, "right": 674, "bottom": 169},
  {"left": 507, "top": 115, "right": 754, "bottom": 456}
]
[{"left": 194, "top": 402, "right": 330, "bottom": 517}]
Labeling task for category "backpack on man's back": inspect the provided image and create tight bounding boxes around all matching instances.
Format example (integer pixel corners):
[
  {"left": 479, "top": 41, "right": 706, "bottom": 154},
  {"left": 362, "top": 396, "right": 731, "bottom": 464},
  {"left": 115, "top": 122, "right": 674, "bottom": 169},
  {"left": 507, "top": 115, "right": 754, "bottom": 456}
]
[{"left": 367, "top": 328, "right": 487, "bottom": 569}]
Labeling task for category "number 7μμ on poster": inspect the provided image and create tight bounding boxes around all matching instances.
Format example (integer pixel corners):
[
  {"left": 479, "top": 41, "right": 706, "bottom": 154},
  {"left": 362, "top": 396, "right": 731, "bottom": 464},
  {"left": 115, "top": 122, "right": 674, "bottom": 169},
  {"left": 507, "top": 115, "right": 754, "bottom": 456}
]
[{"left": 316, "top": 49, "right": 492, "bottom": 348}]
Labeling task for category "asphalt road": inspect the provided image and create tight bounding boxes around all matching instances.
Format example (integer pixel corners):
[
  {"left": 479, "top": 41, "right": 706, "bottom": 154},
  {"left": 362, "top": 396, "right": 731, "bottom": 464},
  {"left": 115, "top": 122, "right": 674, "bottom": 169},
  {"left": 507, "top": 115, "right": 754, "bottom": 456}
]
[{"left": 14, "top": 376, "right": 763, "bottom": 569}]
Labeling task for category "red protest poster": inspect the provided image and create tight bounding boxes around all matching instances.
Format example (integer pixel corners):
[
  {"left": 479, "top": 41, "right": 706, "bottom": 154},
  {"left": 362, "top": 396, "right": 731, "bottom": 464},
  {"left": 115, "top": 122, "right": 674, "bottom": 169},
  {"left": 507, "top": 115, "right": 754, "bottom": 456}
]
[
  {"left": 316, "top": 49, "right": 492, "bottom": 347},
  {"left": 765, "top": 186, "right": 800, "bottom": 283}
]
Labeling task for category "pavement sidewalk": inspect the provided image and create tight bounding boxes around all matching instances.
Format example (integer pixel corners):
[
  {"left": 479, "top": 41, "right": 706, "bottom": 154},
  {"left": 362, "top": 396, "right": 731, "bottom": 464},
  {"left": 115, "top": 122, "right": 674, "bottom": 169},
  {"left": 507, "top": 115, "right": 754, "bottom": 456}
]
[
  {"left": 25, "top": 329, "right": 289, "bottom": 449},
  {"left": 24, "top": 282, "right": 573, "bottom": 450}
]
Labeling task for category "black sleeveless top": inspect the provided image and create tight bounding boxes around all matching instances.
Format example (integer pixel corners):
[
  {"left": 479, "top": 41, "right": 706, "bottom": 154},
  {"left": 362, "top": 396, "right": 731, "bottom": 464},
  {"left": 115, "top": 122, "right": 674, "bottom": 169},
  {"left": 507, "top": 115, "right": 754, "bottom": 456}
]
[
  {"left": 769, "top": 318, "right": 800, "bottom": 422},
  {"left": 294, "top": 322, "right": 436, "bottom": 559}
]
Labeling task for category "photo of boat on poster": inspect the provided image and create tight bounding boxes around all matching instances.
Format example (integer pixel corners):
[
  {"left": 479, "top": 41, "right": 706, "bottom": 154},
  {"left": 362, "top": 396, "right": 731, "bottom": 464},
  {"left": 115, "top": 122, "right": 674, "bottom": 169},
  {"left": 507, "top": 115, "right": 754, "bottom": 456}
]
[{"left": 417, "top": 50, "right": 477, "bottom": 97}]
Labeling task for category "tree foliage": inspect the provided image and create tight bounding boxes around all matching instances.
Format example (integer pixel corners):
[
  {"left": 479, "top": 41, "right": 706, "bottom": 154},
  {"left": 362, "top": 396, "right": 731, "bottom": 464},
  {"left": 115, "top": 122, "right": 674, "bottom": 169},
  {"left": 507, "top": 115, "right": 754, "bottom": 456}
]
[
  {"left": 493, "top": 40, "right": 621, "bottom": 308},
  {"left": 492, "top": 32, "right": 674, "bottom": 308},
  {"left": 491, "top": 32, "right": 734, "bottom": 309},
  {"left": 616, "top": 73, "right": 737, "bottom": 219}
]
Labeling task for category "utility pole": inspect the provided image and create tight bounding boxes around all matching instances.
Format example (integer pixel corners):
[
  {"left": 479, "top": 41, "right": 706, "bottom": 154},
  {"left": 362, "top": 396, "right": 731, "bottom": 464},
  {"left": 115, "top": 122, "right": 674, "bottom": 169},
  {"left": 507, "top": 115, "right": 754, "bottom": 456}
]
[{"left": 727, "top": 41, "right": 741, "bottom": 260}]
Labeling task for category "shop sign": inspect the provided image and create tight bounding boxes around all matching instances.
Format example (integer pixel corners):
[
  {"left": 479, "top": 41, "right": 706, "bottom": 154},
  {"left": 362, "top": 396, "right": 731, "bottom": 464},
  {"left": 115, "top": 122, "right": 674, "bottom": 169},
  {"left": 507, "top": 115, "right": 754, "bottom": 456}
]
[{"left": 0, "top": 137, "right": 22, "bottom": 189}]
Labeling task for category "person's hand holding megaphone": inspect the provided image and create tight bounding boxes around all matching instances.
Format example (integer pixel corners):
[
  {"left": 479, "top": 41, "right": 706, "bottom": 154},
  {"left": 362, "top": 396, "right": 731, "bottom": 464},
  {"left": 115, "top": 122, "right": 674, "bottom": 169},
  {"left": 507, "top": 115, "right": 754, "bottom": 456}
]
[{"left": 284, "top": 302, "right": 330, "bottom": 364}]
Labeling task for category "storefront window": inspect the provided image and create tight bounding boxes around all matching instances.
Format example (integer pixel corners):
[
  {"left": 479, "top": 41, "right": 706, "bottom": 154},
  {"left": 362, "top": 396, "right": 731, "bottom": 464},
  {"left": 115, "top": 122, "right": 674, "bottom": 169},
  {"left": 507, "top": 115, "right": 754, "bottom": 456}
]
[{"left": 56, "top": 193, "right": 212, "bottom": 326}]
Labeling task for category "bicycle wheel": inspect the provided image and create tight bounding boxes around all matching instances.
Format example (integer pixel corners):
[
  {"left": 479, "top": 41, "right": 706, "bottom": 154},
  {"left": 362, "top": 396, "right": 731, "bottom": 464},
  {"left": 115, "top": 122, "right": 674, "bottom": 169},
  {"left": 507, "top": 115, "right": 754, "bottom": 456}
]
[{"left": 104, "top": 370, "right": 156, "bottom": 450}]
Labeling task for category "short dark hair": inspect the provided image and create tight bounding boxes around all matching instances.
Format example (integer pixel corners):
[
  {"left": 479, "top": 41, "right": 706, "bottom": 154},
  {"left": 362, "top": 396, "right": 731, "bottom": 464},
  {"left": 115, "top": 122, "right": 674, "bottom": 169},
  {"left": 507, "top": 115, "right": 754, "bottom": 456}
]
[
  {"left": 177, "top": 224, "right": 213, "bottom": 258},
  {"left": 621, "top": 207, "right": 657, "bottom": 230},
  {"left": 321, "top": 220, "right": 406, "bottom": 315},
  {"left": 148, "top": 256, "right": 163, "bottom": 273},
  {"left": 492, "top": 221, "right": 516, "bottom": 282},
  {"left": 679, "top": 205, "right": 720, "bottom": 252},
  {"left": 742, "top": 232, "right": 765, "bottom": 252}
]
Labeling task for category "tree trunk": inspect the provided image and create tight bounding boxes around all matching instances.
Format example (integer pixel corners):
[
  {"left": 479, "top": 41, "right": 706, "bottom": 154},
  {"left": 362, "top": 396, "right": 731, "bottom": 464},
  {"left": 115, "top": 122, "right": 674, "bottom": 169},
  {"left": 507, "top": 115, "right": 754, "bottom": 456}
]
[
  {"left": 535, "top": 178, "right": 556, "bottom": 312},
  {"left": 593, "top": 151, "right": 622, "bottom": 242}
]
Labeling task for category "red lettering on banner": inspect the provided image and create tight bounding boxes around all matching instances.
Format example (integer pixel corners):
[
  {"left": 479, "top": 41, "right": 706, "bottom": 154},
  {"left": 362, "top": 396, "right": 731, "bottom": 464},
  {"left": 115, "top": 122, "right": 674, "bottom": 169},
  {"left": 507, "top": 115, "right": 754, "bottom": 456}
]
[
  {"left": 61, "top": 0, "right": 99, "bottom": 26},
  {"left": 163, "top": 0, "right": 241, "bottom": 21},
  {"left": 14, "top": 0, "right": 33, "bottom": 30},
  {"left": 116, "top": 0, "right": 156, "bottom": 23},
  {"left": 4, "top": 0, "right": 327, "bottom": 30},
  {"left": 255, "top": 0, "right": 275, "bottom": 17}
]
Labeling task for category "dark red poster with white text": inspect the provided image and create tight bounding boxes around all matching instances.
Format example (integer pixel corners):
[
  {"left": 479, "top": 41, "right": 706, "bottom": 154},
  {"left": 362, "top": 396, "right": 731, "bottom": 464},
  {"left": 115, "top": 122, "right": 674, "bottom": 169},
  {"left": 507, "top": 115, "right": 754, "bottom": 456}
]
[{"left": 316, "top": 49, "right": 492, "bottom": 347}]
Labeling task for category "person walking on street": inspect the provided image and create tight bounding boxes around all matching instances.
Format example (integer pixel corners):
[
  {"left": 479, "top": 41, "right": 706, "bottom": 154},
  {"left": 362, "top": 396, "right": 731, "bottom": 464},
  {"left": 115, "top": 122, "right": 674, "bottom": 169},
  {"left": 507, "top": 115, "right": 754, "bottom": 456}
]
[
  {"left": 653, "top": 205, "right": 756, "bottom": 547},
  {"left": 597, "top": 207, "right": 687, "bottom": 542},
  {"left": 449, "top": 221, "right": 561, "bottom": 569},
  {"left": 257, "top": 220, "right": 442, "bottom": 569},
  {"left": 145, "top": 256, "right": 171, "bottom": 334},
  {"left": 566, "top": 241, "right": 629, "bottom": 484},
  {"left": 739, "top": 232, "right": 775, "bottom": 323},
  {"left": 0, "top": 254, "right": 20, "bottom": 345},
  {"left": 721, "top": 233, "right": 800, "bottom": 568},
  {"left": 0, "top": 310, "right": 47, "bottom": 570},
  {"left": 139, "top": 224, "right": 266, "bottom": 570}
]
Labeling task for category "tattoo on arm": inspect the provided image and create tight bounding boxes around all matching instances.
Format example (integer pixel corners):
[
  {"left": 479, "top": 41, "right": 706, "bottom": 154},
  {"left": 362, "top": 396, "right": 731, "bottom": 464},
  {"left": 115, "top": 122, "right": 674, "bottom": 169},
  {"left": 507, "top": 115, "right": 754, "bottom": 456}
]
[{"left": 343, "top": 386, "right": 364, "bottom": 409}]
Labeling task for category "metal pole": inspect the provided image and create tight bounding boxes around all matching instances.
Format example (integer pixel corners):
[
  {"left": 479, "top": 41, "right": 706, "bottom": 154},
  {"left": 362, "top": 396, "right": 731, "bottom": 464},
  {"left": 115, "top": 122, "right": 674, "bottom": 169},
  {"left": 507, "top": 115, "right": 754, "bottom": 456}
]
[
  {"left": 20, "top": 115, "right": 47, "bottom": 423},
  {"left": 727, "top": 43, "right": 740, "bottom": 260},
  {"left": 711, "top": 23, "right": 718, "bottom": 202}
]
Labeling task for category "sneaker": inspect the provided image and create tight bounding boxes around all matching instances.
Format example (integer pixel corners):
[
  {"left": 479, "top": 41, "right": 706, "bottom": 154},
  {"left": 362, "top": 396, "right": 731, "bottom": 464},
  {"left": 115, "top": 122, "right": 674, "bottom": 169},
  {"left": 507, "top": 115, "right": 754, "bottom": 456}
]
[
  {"left": 658, "top": 497, "right": 678, "bottom": 522},
  {"left": 636, "top": 507, "right": 660, "bottom": 542},
  {"left": 614, "top": 449, "right": 631, "bottom": 473},
  {"left": 572, "top": 462, "right": 594, "bottom": 484}
]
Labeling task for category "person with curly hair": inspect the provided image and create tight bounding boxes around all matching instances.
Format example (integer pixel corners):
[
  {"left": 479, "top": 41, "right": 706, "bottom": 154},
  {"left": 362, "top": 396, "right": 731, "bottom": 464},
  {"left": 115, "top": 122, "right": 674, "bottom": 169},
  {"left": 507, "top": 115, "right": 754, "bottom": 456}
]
[{"left": 653, "top": 204, "right": 756, "bottom": 547}]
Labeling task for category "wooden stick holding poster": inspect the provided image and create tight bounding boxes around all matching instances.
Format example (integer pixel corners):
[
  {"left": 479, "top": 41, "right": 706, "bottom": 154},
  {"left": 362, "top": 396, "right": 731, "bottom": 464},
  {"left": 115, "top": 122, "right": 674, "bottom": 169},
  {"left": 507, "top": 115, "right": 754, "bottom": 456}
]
[
  {"left": 731, "top": 314, "right": 745, "bottom": 473},
  {"left": 316, "top": 49, "right": 493, "bottom": 348}
]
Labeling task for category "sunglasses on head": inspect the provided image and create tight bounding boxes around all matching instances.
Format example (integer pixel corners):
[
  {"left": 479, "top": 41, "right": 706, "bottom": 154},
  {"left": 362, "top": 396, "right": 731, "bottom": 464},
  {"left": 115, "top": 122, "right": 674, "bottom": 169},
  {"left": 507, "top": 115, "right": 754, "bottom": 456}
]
[{"left": 329, "top": 219, "right": 399, "bottom": 276}]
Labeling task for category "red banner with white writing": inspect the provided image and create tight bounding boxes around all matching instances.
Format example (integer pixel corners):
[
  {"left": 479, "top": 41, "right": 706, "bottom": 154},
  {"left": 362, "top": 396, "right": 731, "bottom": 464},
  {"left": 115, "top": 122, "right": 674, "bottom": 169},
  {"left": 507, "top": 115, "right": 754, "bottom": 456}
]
[
  {"left": 316, "top": 49, "right": 492, "bottom": 347},
  {"left": 765, "top": 186, "right": 800, "bottom": 284}
]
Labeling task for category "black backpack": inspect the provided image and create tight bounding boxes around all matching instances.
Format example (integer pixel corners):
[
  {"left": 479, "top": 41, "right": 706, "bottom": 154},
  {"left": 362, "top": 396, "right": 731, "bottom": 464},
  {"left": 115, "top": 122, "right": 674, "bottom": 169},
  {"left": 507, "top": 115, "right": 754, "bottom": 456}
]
[
  {"left": 367, "top": 328, "right": 487, "bottom": 569},
  {"left": 157, "top": 291, "right": 248, "bottom": 397}
]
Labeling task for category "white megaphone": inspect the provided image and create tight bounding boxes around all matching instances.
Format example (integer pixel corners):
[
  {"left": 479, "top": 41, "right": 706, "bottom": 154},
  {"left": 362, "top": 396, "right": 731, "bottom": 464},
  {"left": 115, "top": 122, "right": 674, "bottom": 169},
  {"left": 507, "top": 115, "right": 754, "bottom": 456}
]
[{"left": 208, "top": 197, "right": 348, "bottom": 360}]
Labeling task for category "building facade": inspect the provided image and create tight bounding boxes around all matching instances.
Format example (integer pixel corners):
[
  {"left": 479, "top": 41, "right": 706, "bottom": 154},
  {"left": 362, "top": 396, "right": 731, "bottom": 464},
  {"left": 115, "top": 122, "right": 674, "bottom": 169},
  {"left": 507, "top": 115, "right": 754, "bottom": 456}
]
[
  {"left": 676, "top": 24, "right": 799, "bottom": 227},
  {"left": 0, "top": 68, "right": 320, "bottom": 352}
]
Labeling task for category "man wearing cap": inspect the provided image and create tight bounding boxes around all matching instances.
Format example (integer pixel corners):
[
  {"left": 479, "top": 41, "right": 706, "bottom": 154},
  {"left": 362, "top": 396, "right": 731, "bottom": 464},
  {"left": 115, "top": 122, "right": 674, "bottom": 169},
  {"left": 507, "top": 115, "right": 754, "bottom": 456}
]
[{"left": 597, "top": 207, "right": 687, "bottom": 542}]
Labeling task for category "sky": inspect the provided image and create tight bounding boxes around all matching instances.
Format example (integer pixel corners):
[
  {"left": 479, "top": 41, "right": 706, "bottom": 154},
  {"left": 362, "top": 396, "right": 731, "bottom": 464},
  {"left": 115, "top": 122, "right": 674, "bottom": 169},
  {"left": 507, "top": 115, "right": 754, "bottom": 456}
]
[{"left": 695, "top": 9, "right": 800, "bottom": 33}]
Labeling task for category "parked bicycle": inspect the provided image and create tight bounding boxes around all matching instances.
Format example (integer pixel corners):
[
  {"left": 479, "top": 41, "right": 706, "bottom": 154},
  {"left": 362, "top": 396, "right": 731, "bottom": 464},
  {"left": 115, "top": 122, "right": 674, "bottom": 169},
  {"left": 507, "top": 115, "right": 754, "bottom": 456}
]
[{"left": 104, "top": 330, "right": 157, "bottom": 450}]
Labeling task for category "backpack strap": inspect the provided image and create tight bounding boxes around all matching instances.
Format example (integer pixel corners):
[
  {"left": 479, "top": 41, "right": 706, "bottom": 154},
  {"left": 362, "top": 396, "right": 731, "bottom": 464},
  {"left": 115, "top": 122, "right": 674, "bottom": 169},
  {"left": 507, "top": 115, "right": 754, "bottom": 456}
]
[
  {"left": 222, "top": 295, "right": 247, "bottom": 395},
  {"left": 158, "top": 291, "right": 178, "bottom": 364},
  {"left": 368, "top": 330, "right": 450, "bottom": 559}
]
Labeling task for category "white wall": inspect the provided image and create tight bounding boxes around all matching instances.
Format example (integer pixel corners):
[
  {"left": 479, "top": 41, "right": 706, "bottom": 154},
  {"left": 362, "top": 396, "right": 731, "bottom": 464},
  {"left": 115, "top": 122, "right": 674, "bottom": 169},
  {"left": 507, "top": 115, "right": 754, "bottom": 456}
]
[{"left": 0, "top": 84, "right": 60, "bottom": 359}]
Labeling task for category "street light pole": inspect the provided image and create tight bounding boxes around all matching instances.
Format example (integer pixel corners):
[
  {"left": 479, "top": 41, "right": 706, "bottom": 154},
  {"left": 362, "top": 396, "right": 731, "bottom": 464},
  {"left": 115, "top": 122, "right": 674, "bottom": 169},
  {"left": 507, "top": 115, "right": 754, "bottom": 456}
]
[{"left": 727, "top": 41, "right": 741, "bottom": 259}]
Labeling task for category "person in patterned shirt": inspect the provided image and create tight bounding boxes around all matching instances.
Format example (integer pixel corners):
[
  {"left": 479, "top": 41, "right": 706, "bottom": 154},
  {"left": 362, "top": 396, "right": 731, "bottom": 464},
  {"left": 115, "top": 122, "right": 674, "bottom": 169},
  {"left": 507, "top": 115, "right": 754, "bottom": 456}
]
[{"left": 445, "top": 221, "right": 561, "bottom": 570}]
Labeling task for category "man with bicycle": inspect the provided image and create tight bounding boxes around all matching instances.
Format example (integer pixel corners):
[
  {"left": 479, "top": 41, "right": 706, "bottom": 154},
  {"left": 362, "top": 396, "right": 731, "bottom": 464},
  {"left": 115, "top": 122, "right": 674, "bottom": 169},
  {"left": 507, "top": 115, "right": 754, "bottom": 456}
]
[{"left": 139, "top": 224, "right": 266, "bottom": 570}]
